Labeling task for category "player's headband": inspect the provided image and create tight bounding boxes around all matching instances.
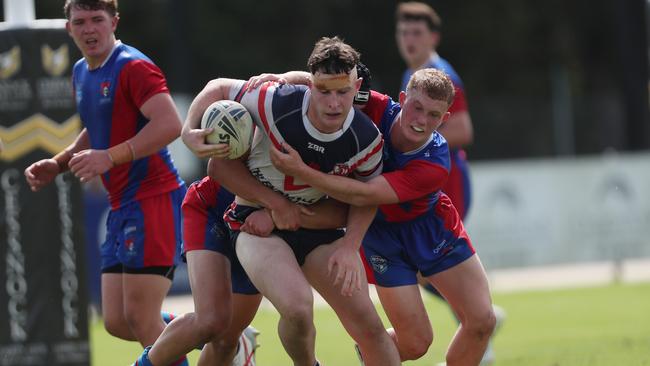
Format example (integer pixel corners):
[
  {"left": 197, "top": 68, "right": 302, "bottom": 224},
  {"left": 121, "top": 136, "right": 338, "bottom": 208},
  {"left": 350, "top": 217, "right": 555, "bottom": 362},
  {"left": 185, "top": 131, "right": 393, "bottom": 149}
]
[{"left": 312, "top": 68, "right": 358, "bottom": 90}]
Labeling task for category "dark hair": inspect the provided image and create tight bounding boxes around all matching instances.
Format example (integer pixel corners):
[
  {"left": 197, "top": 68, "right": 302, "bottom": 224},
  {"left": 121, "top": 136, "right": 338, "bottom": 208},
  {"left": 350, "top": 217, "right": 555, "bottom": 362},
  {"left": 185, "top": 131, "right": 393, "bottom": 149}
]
[
  {"left": 307, "top": 36, "right": 360, "bottom": 75},
  {"left": 64, "top": 0, "right": 118, "bottom": 19},
  {"left": 396, "top": 2, "right": 441, "bottom": 32}
]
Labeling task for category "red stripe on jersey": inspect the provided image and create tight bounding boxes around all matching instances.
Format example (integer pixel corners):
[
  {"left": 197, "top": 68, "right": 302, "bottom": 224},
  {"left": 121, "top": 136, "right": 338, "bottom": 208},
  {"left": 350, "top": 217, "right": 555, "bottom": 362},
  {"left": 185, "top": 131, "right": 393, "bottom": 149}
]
[
  {"left": 106, "top": 67, "right": 136, "bottom": 206},
  {"left": 133, "top": 152, "right": 180, "bottom": 202},
  {"left": 348, "top": 139, "right": 383, "bottom": 175},
  {"left": 443, "top": 159, "right": 467, "bottom": 219},
  {"left": 234, "top": 81, "right": 251, "bottom": 103},
  {"left": 122, "top": 60, "right": 169, "bottom": 108},
  {"left": 434, "top": 193, "right": 473, "bottom": 249},
  {"left": 256, "top": 83, "right": 283, "bottom": 150},
  {"left": 383, "top": 159, "right": 448, "bottom": 202}
]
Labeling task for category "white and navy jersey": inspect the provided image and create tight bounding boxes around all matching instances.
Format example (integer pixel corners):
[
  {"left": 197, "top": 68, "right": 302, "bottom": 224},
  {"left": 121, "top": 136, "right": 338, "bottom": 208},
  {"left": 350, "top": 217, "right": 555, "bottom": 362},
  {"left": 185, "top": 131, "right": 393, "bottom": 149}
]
[{"left": 229, "top": 80, "right": 383, "bottom": 205}]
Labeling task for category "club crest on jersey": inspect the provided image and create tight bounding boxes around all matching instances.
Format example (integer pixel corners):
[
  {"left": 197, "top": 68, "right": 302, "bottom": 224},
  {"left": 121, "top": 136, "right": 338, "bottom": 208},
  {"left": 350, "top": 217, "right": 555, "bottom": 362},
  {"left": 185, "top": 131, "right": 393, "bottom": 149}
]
[
  {"left": 369, "top": 255, "right": 388, "bottom": 274},
  {"left": 332, "top": 163, "right": 351, "bottom": 176},
  {"left": 100, "top": 81, "right": 110, "bottom": 97}
]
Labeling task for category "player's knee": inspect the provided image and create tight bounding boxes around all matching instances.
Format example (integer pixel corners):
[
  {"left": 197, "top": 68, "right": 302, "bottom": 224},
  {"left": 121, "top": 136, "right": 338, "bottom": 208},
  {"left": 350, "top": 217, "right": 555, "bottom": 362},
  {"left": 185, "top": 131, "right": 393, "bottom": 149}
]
[
  {"left": 211, "top": 335, "right": 239, "bottom": 356},
  {"left": 123, "top": 306, "right": 161, "bottom": 338},
  {"left": 400, "top": 338, "right": 431, "bottom": 361},
  {"left": 281, "top": 301, "right": 314, "bottom": 330},
  {"left": 194, "top": 312, "right": 232, "bottom": 342},
  {"left": 465, "top": 308, "right": 496, "bottom": 341},
  {"left": 103, "top": 316, "right": 130, "bottom": 340},
  {"left": 398, "top": 329, "right": 433, "bottom": 360}
]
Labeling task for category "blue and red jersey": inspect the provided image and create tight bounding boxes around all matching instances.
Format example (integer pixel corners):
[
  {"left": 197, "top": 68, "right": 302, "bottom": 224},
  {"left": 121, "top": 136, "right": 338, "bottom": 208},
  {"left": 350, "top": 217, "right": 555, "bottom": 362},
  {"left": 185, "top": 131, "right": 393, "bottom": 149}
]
[
  {"left": 362, "top": 91, "right": 451, "bottom": 223},
  {"left": 400, "top": 54, "right": 472, "bottom": 219},
  {"left": 72, "top": 41, "right": 183, "bottom": 209}
]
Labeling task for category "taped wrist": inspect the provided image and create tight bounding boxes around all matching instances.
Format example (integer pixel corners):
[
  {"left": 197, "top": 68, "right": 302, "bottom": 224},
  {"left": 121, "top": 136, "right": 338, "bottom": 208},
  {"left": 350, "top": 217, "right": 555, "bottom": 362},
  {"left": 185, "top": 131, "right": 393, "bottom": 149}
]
[
  {"left": 52, "top": 149, "right": 72, "bottom": 172},
  {"left": 107, "top": 140, "right": 136, "bottom": 166}
]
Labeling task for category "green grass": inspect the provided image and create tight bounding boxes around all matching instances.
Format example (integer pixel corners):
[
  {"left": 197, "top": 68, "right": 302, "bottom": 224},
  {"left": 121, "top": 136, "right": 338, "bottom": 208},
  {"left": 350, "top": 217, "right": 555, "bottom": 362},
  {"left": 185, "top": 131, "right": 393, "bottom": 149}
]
[{"left": 91, "top": 282, "right": 650, "bottom": 366}]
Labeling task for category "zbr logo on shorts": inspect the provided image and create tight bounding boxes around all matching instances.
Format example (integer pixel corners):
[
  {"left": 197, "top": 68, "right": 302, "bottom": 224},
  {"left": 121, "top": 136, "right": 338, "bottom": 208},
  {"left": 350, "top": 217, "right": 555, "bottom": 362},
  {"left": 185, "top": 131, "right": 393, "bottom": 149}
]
[{"left": 369, "top": 255, "right": 388, "bottom": 274}]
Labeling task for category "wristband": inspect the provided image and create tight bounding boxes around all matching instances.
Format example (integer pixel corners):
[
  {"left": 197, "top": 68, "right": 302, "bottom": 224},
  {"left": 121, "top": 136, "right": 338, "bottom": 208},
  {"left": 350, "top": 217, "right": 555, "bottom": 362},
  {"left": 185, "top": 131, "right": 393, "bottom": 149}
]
[
  {"left": 107, "top": 141, "right": 134, "bottom": 166},
  {"left": 52, "top": 150, "right": 72, "bottom": 172},
  {"left": 125, "top": 139, "right": 136, "bottom": 161}
]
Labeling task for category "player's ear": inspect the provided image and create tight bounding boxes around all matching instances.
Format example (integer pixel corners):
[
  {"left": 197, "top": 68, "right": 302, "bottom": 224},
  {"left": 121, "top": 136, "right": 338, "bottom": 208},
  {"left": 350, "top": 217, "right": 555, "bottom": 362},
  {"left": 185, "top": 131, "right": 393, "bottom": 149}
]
[
  {"left": 111, "top": 14, "right": 119, "bottom": 31},
  {"left": 354, "top": 77, "right": 362, "bottom": 91},
  {"left": 399, "top": 91, "right": 407, "bottom": 105},
  {"left": 442, "top": 111, "right": 451, "bottom": 123}
]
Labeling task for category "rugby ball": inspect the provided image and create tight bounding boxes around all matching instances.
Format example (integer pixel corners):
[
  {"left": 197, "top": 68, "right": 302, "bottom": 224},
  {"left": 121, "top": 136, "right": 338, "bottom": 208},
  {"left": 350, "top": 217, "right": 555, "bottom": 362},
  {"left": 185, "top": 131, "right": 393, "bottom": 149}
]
[{"left": 201, "top": 100, "right": 254, "bottom": 159}]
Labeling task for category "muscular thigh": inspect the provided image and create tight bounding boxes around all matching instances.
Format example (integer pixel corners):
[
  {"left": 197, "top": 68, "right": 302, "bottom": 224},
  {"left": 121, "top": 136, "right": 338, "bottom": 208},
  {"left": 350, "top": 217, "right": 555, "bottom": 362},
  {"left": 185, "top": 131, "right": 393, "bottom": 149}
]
[
  {"left": 235, "top": 232, "right": 311, "bottom": 311},
  {"left": 427, "top": 255, "right": 492, "bottom": 320},
  {"left": 376, "top": 285, "right": 432, "bottom": 338},
  {"left": 302, "top": 244, "right": 378, "bottom": 327},
  {"left": 186, "top": 250, "right": 233, "bottom": 315}
]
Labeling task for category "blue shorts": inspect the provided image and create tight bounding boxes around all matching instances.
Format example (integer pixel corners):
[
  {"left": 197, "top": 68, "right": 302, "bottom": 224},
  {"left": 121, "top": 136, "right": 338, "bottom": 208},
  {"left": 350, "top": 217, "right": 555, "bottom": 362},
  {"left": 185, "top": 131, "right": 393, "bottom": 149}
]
[
  {"left": 101, "top": 186, "right": 186, "bottom": 271},
  {"left": 363, "top": 208, "right": 475, "bottom": 287},
  {"left": 182, "top": 178, "right": 258, "bottom": 295}
]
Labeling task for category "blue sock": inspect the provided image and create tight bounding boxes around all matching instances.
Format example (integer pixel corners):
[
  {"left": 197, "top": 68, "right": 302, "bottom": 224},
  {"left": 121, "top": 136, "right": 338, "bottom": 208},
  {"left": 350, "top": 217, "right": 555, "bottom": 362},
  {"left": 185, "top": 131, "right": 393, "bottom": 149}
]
[
  {"left": 161, "top": 311, "right": 175, "bottom": 325},
  {"left": 133, "top": 346, "right": 153, "bottom": 366},
  {"left": 134, "top": 346, "right": 188, "bottom": 366}
]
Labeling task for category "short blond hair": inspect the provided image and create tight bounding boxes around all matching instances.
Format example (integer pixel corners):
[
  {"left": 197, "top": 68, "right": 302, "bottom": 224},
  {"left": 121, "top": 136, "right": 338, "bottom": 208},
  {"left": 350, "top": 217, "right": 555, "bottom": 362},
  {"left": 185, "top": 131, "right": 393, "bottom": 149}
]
[{"left": 406, "top": 68, "right": 455, "bottom": 105}]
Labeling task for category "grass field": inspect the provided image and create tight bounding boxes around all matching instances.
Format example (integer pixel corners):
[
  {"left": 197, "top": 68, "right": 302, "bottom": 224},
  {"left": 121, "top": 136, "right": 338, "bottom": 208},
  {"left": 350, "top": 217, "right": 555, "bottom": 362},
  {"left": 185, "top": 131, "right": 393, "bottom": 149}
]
[{"left": 91, "top": 282, "right": 650, "bottom": 365}]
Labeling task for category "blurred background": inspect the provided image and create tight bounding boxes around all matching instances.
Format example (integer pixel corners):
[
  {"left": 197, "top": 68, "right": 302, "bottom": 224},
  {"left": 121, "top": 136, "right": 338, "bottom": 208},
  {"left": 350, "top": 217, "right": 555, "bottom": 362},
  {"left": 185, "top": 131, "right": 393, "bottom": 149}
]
[
  {"left": 1, "top": 1, "right": 649, "bottom": 365},
  {"left": 20, "top": 0, "right": 650, "bottom": 158}
]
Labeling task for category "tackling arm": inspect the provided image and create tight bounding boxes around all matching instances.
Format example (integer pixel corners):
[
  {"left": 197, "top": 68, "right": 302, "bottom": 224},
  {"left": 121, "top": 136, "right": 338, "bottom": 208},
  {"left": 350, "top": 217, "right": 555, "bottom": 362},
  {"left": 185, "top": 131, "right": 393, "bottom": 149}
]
[{"left": 270, "top": 142, "right": 399, "bottom": 206}]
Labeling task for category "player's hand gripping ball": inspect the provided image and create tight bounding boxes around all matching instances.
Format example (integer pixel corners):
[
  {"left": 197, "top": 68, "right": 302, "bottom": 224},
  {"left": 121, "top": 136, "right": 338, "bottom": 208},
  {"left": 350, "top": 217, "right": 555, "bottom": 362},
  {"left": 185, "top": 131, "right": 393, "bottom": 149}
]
[{"left": 201, "top": 100, "right": 254, "bottom": 159}]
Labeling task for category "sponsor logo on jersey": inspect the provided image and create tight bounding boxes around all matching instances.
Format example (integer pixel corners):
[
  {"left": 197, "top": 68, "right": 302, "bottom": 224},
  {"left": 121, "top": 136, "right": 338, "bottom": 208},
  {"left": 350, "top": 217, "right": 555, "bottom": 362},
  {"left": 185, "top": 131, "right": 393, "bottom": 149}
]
[
  {"left": 370, "top": 255, "right": 388, "bottom": 274},
  {"left": 307, "top": 142, "right": 325, "bottom": 154}
]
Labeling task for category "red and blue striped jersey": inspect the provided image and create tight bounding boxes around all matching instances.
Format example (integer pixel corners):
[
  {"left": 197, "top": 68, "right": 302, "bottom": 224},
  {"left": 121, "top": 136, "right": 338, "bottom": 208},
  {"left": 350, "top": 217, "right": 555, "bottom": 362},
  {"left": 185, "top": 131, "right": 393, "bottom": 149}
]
[
  {"left": 400, "top": 53, "right": 472, "bottom": 219},
  {"left": 362, "top": 91, "right": 451, "bottom": 223},
  {"left": 72, "top": 41, "right": 183, "bottom": 209},
  {"left": 229, "top": 81, "right": 383, "bottom": 205}
]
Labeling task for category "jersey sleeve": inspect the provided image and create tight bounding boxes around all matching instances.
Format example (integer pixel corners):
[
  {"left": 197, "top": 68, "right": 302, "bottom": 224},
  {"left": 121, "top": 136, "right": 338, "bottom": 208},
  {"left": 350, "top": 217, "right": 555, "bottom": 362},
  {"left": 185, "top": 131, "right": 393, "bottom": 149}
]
[
  {"left": 120, "top": 59, "right": 169, "bottom": 108},
  {"left": 361, "top": 90, "right": 391, "bottom": 126},
  {"left": 352, "top": 136, "right": 384, "bottom": 181},
  {"left": 228, "top": 80, "right": 277, "bottom": 140},
  {"left": 382, "top": 159, "right": 448, "bottom": 202}
]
